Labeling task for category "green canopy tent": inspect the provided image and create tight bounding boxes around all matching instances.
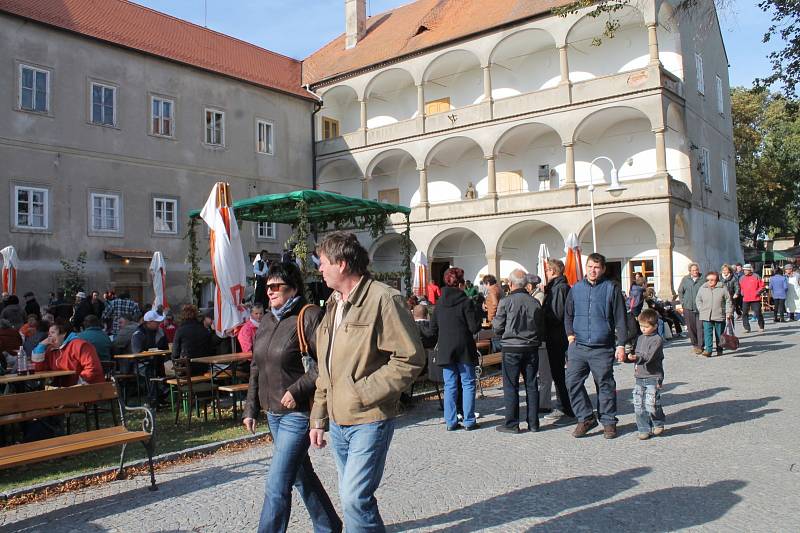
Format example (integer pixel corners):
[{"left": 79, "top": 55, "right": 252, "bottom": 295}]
[
  {"left": 745, "top": 250, "right": 792, "bottom": 264},
  {"left": 186, "top": 189, "right": 413, "bottom": 302}
]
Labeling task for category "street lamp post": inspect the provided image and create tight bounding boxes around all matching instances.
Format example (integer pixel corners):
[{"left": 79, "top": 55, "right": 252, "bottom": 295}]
[{"left": 588, "top": 156, "right": 627, "bottom": 253}]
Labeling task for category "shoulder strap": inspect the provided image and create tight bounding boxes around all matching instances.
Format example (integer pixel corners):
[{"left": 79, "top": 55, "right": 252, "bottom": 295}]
[{"left": 296, "top": 304, "right": 313, "bottom": 355}]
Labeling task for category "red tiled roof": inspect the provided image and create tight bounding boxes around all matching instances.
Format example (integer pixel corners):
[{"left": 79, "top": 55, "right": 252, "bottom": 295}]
[
  {"left": 0, "top": 0, "right": 316, "bottom": 101},
  {"left": 303, "top": 0, "right": 571, "bottom": 86}
]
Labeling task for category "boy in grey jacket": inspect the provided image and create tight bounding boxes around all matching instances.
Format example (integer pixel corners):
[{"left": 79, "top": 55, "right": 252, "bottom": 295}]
[{"left": 628, "top": 308, "right": 665, "bottom": 440}]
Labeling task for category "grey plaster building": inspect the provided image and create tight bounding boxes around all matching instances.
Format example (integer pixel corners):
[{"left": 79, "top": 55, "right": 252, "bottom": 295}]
[{"left": 0, "top": 0, "right": 317, "bottom": 304}]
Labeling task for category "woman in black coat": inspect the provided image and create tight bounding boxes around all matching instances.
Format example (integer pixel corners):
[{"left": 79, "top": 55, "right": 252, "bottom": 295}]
[{"left": 426, "top": 267, "right": 481, "bottom": 431}]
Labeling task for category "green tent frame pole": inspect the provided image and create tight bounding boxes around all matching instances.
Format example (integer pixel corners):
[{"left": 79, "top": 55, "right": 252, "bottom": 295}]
[{"left": 402, "top": 214, "right": 412, "bottom": 297}]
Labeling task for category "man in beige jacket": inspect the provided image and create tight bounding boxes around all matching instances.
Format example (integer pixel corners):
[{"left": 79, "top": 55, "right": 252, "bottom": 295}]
[{"left": 310, "top": 231, "right": 425, "bottom": 531}]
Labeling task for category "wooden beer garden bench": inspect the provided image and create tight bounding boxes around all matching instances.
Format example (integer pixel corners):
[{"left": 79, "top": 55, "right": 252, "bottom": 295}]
[{"left": 0, "top": 379, "right": 158, "bottom": 491}]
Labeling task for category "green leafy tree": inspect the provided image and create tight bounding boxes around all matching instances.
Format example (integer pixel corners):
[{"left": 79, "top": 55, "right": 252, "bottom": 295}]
[
  {"left": 731, "top": 87, "right": 800, "bottom": 247},
  {"left": 59, "top": 251, "right": 88, "bottom": 299},
  {"left": 758, "top": 0, "right": 800, "bottom": 97}
]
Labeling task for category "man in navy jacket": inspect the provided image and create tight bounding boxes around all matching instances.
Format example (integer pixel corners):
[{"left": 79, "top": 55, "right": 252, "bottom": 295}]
[{"left": 564, "top": 253, "right": 627, "bottom": 439}]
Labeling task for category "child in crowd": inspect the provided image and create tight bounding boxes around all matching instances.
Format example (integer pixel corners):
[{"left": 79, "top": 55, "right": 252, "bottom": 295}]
[{"left": 628, "top": 308, "right": 666, "bottom": 440}]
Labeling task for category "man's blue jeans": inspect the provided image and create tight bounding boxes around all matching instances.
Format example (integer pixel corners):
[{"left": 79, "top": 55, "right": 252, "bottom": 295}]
[
  {"left": 632, "top": 377, "right": 665, "bottom": 434},
  {"left": 258, "top": 412, "right": 342, "bottom": 533},
  {"left": 442, "top": 362, "right": 476, "bottom": 428},
  {"left": 329, "top": 418, "right": 395, "bottom": 532},
  {"left": 565, "top": 343, "right": 618, "bottom": 426},
  {"left": 702, "top": 320, "right": 725, "bottom": 353}
]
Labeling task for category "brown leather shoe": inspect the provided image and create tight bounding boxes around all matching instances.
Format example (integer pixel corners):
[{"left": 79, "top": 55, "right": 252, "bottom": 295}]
[
  {"left": 693, "top": 347, "right": 703, "bottom": 354},
  {"left": 603, "top": 424, "right": 618, "bottom": 439},
  {"left": 701, "top": 351, "right": 712, "bottom": 357},
  {"left": 572, "top": 418, "right": 598, "bottom": 438}
]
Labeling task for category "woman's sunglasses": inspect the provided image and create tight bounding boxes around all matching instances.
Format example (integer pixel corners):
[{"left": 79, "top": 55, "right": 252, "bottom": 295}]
[{"left": 267, "top": 283, "right": 288, "bottom": 291}]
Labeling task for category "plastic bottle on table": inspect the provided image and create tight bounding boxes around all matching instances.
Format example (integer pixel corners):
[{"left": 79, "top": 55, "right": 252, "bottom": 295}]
[{"left": 17, "top": 346, "right": 29, "bottom": 375}]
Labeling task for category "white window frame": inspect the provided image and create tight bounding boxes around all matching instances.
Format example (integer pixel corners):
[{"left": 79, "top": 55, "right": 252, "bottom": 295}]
[
  {"left": 204, "top": 108, "right": 225, "bottom": 146},
  {"left": 695, "top": 53, "right": 705, "bottom": 95},
  {"left": 18, "top": 64, "right": 50, "bottom": 113},
  {"left": 13, "top": 185, "right": 49, "bottom": 230},
  {"left": 700, "top": 147, "right": 711, "bottom": 188},
  {"left": 90, "top": 192, "right": 120, "bottom": 233},
  {"left": 257, "top": 221, "right": 277, "bottom": 240},
  {"left": 150, "top": 96, "right": 175, "bottom": 137},
  {"left": 153, "top": 197, "right": 178, "bottom": 235},
  {"left": 90, "top": 82, "right": 117, "bottom": 126},
  {"left": 256, "top": 119, "right": 274, "bottom": 155},
  {"left": 721, "top": 159, "right": 729, "bottom": 196},
  {"left": 716, "top": 75, "right": 724, "bottom": 114}
]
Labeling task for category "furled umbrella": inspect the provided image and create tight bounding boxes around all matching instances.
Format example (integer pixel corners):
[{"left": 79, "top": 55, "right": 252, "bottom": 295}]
[
  {"left": 564, "top": 232, "right": 584, "bottom": 287},
  {"left": 412, "top": 250, "right": 428, "bottom": 297},
  {"left": 0, "top": 246, "right": 19, "bottom": 295},
  {"left": 200, "top": 182, "right": 248, "bottom": 336},
  {"left": 537, "top": 243, "right": 550, "bottom": 283},
  {"left": 149, "top": 251, "right": 168, "bottom": 311}
]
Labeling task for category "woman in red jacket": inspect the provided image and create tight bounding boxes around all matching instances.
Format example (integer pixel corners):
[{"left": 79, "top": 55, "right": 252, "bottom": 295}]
[{"left": 34, "top": 322, "right": 104, "bottom": 386}]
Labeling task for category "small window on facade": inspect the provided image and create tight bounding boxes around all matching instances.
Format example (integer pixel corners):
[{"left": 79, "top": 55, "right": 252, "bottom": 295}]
[
  {"left": 14, "top": 186, "right": 48, "bottom": 229},
  {"left": 700, "top": 148, "right": 711, "bottom": 187},
  {"left": 205, "top": 109, "right": 224, "bottom": 145},
  {"left": 721, "top": 159, "right": 729, "bottom": 195},
  {"left": 90, "top": 193, "right": 119, "bottom": 231},
  {"left": 695, "top": 53, "right": 705, "bottom": 95},
  {"left": 20, "top": 65, "right": 49, "bottom": 113},
  {"left": 257, "top": 120, "right": 273, "bottom": 154},
  {"left": 91, "top": 83, "right": 116, "bottom": 126},
  {"left": 257, "top": 221, "right": 277, "bottom": 240},
  {"left": 716, "top": 75, "right": 724, "bottom": 114},
  {"left": 378, "top": 188, "right": 400, "bottom": 204},
  {"left": 497, "top": 170, "right": 524, "bottom": 195},
  {"left": 425, "top": 97, "right": 451, "bottom": 116},
  {"left": 322, "top": 117, "right": 340, "bottom": 140},
  {"left": 153, "top": 197, "right": 177, "bottom": 234},
  {"left": 152, "top": 97, "right": 173, "bottom": 136}
]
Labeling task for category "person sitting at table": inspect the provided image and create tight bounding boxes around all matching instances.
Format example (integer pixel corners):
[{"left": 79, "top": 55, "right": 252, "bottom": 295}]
[
  {"left": 0, "top": 319, "right": 22, "bottom": 371},
  {"left": 237, "top": 304, "right": 263, "bottom": 354},
  {"left": 23, "top": 318, "right": 50, "bottom": 357},
  {"left": 19, "top": 314, "right": 39, "bottom": 340},
  {"left": 172, "top": 304, "right": 213, "bottom": 373},
  {"left": 112, "top": 314, "right": 139, "bottom": 354},
  {"left": 132, "top": 310, "right": 169, "bottom": 406},
  {"left": 160, "top": 310, "right": 178, "bottom": 344},
  {"left": 77, "top": 315, "right": 112, "bottom": 361},
  {"left": 32, "top": 322, "right": 104, "bottom": 386},
  {"left": 243, "top": 261, "right": 341, "bottom": 533}
]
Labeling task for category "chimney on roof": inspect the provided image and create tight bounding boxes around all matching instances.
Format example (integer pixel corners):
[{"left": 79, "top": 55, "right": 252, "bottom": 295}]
[{"left": 345, "top": 0, "right": 367, "bottom": 49}]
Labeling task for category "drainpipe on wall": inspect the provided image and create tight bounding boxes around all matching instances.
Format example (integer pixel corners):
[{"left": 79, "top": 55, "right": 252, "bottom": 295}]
[{"left": 306, "top": 85, "right": 323, "bottom": 190}]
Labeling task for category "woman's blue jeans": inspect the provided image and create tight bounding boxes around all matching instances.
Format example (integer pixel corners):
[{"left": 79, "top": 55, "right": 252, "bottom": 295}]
[
  {"left": 442, "top": 362, "right": 477, "bottom": 428},
  {"left": 258, "top": 412, "right": 342, "bottom": 533}
]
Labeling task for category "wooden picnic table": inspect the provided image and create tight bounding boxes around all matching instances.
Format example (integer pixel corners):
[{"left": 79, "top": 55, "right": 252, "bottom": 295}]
[
  {"left": 113, "top": 350, "right": 171, "bottom": 360},
  {"left": 0, "top": 370, "right": 76, "bottom": 386},
  {"left": 190, "top": 352, "right": 252, "bottom": 365}
]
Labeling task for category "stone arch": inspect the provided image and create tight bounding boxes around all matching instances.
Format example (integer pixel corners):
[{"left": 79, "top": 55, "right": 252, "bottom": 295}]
[
  {"left": 665, "top": 101, "right": 690, "bottom": 185},
  {"left": 319, "top": 84, "right": 359, "bottom": 137},
  {"left": 422, "top": 49, "right": 484, "bottom": 108},
  {"left": 566, "top": 4, "right": 649, "bottom": 82},
  {"left": 365, "top": 148, "right": 419, "bottom": 206},
  {"left": 370, "top": 233, "right": 416, "bottom": 272},
  {"left": 423, "top": 136, "right": 486, "bottom": 204},
  {"left": 428, "top": 227, "right": 488, "bottom": 285},
  {"left": 317, "top": 158, "right": 363, "bottom": 199},
  {"left": 491, "top": 122, "right": 566, "bottom": 193},
  {"left": 489, "top": 28, "right": 560, "bottom": 97},
  {"left": 364, "top": 68, "right": 418, "bottom": 128},
  {"left": 657, "top": 0, "right": 684, "bottom": 80},
  {"left": 497, "top": 220, "right": 566, "bottom": 278}
]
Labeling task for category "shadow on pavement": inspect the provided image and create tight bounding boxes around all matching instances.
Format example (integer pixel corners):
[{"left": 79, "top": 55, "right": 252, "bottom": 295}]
[
  {"left": 527, "top": 480, "right": 746, "bottom": 532},
  {"left": 3, "top": 462, "right": 259, "bottom": 532},
  {"left": 386, "top": 467, "right": 652, "bottom": 532},
  {"left": 664, "top": 396, "right": 781, "bottom": 436}
]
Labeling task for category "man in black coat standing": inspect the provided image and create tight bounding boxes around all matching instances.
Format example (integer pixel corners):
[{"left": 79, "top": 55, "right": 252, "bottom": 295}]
[
  {"left": 23, "top": 292, "right": 41, "bottom": 320},
  {"left": 493, "top": 268, "right": 544, "bottom": 433},
  {"left": 542, "top": 259, "right": 576, "bottom": 425}
]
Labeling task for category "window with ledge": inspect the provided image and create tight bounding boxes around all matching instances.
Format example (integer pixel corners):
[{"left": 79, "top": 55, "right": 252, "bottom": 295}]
[
  {"left": 91, "top": 82, "right": 116, "bottom": 126},
  {"left": 19, "top": 65, "right": 49, "bottom": 113},
  {"left": 715, "top": 75, "right": 724, "bottom": 114},
  {"left": 497, "top": 170, "right": 524, "bottom": 195},
  {"left": 90, "top": 193, "right": 120, "bottom": 232},
  {"left": 151, "top": 97, "right": 173, "bottom": 137},
  {"left": 700, "top": 147, "right": 711, "bottom": 188},
  {"left": 695, "top": 53, "right": 705, "bottom": 95},
  {"left": 425, "top": 97, "right": 451, "bottom": 116},
  {"left": 322, "top": 117, "right": 340, "bottom": 139},
  {"left": 378, "top": 188, "right": 400, "bottom": 204},
  {"left": 257, "top": 221, "right": 277, "bottom": 240},
  {"left": 205, "top": 109, "right": 224, "bottom": 145},
  {"left": 721, "top": 159, "right": 729, "bottom": 195},
  {"left": 153, "top": 197, "right": 177, "bottom": 234},
  {"left": 14, "top": 186, "right": 48, "bottom": 229},
  {"left": 257, "top": 120, "right": 273, "bottom": 154}
]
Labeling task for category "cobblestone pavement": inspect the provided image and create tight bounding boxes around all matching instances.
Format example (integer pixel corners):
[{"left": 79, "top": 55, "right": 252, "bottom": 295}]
[{"left": 4, "top": 321, "right": 800, "bottom": 532}]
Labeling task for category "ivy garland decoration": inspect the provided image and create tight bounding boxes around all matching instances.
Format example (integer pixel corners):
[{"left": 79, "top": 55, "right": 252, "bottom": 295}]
[
  {"left": 401, "top": 214, "right": 412, "bottom": 297},
  {"left": 185, "top": 217, "right": 201, "bottom": 306}
]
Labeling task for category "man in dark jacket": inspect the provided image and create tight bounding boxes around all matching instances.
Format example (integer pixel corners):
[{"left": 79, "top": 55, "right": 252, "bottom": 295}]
[
  {"left": 132, "top": 310, "right": 169, "bottom": 406},
  {"left": 71, "top": 292, "right": 94, "bottom": 331},
  {"left": 565, "top": 253, "right": 628, "bottom": 439},
  {"left": 23, "top": 292, "right": 41, "bottom": 320},
  {"left": 542, "top": 259, "right": 575, "bottom": 424},
  {"left": 493, "top": 268, "right": 544, "bottom": 433},
  {"left": 677, "top": 263, "right": 704, "bottom": 353}
]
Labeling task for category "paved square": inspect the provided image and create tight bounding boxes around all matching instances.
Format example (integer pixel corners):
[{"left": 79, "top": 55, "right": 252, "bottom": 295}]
[{"left": 3, "top": 323, "right": 799, "bottom": 532}]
